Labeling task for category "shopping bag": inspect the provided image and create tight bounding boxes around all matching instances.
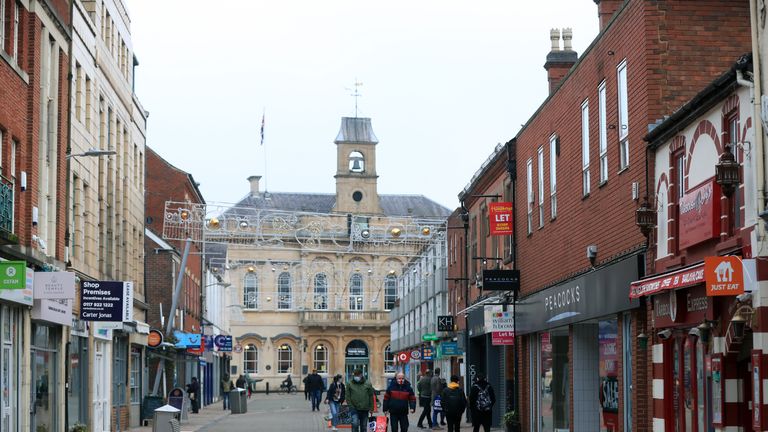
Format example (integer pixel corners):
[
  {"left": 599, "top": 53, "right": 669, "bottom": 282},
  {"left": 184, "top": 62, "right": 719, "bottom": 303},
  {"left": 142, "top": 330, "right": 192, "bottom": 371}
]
[
  {"left": 433, "top": 395, "right": 442, "bottom": 413},
  {"left": 367, "top": 415, "right": 388, "bottom": 432}
]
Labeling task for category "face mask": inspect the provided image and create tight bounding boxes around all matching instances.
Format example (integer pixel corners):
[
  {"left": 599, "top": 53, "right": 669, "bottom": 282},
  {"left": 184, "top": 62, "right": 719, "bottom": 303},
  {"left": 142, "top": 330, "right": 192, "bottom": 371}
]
[{"left": 353, "top": 376, "right": 362, "bottom": 382}]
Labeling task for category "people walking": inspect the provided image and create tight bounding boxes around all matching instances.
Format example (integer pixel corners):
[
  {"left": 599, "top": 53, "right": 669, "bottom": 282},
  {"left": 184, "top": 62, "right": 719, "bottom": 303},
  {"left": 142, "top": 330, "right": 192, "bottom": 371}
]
[
  {"left": 440, "top": 375, "right": 467, "bottom": 432},
  {"left": 383, "top": 372, "right": 416, "bottom": 432},
  {"left": 220, "top": 374, "right": 234, "bottom": 410},
  {"left": 468, "top": 374, "right": 495, "bottom": 432},
  {"left": 186, "top": 377, "right": 200, "bottom": 414},
  {"left": 346, "top": 369, "right": 374, "bottom": 432},
  {"left": 303, "top": 373, "right": 311, "bottom": 400},
  {"left": 430, "top": 368, "right": 446, "bottom": 428},
  {"left": 306, "top": 369, "right": 325, "bottom": 411},
  {"left": 416, "top": 370, "right": 433, "bottom": 428},
  {"left": 325, "top": 374, "right": 346, "bottom": 431},
  {"left": 236, "top": 374, "right": 247, "bottom": 389}
]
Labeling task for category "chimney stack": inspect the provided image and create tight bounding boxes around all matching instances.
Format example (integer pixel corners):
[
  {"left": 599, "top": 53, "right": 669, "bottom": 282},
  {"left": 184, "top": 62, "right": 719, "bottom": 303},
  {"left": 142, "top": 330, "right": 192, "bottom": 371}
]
[
  {"left": 594, "top": 0, "right": 623, "bottom": 31},
  {"left": 248, "top": 175, "right": 261, "bottom": 196},
  {"left": 544, "top": 28, "right": 578, "bottom": 95}
]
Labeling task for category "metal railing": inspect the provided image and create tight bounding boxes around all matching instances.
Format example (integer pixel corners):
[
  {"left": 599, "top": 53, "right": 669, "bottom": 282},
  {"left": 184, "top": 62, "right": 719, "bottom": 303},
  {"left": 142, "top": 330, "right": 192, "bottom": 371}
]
[{"left": 298, "top": 310, "right": 389, "bottom": 326}]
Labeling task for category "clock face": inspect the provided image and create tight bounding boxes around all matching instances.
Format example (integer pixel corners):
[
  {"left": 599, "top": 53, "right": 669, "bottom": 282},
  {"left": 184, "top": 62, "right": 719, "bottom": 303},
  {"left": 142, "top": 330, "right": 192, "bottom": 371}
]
[{"left": 352, "top": 191, "right": 363, "bottom": 202}]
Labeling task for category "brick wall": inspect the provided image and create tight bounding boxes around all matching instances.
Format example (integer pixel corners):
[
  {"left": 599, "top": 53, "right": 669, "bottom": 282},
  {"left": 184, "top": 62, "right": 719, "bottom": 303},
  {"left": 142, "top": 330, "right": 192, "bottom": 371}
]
[{"left": 144, "top": 238, "right": 175, "bottom": 330}]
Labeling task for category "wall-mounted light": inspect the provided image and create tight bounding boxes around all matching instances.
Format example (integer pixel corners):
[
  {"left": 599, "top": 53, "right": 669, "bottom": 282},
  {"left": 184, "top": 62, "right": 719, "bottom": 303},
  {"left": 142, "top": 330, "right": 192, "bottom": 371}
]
[
  {"left": 635, "top": 199, "right": 656, "bottom": 237},
  {"left": 731, "top": 310, "right": 747, "bottom": 339},
  {"left": 715, "top": 145, "right": 741, "bottom": 197},
  {"left": 637, "top": 332, "right": 648, "bottom": 350}
]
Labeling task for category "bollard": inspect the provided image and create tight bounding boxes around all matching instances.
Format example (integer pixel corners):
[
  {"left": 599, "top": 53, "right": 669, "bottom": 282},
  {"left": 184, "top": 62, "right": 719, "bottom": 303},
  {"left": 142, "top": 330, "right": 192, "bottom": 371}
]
[{"left": 266, "top": 382, "right": 269, "bottom": 395}]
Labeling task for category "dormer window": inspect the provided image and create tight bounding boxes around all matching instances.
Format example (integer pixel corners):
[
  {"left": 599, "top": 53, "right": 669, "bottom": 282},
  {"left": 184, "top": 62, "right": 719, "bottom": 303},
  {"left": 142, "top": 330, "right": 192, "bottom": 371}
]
[{"left": 349, "top": 151, "right": 365, "bottom": 172}]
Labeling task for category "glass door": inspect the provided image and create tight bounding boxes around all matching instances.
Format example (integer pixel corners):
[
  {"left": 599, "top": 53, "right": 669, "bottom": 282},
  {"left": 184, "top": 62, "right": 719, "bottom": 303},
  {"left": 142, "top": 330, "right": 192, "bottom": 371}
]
[
  {"left": 30, "top": 349, "right": 56, "bottom": 432},
  {"left": 1, "top": 305, "right": 19, "bottom": 432}
]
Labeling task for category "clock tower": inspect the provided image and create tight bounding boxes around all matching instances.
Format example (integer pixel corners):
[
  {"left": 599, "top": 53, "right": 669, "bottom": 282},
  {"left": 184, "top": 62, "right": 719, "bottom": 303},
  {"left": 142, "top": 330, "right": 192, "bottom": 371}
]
[{"left": 333, "top": 117, "right": 383, "bottom": 214}]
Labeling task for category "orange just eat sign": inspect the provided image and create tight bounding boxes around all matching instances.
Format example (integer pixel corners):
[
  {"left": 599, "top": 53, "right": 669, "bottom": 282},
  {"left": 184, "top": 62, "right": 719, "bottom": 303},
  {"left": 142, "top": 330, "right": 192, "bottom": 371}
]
[
  {"left": 705, "top": 256, "right": 744, "bottom": 296},
  {"left": 489, "top": 202, "right": 513, "bottom": 236}
]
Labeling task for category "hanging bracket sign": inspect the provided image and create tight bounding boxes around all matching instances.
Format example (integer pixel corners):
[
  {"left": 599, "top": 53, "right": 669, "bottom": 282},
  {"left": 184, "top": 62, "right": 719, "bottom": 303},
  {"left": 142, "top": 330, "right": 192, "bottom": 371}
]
[{"left": 80, "top": 280, "right": 134, "bottom": 322}]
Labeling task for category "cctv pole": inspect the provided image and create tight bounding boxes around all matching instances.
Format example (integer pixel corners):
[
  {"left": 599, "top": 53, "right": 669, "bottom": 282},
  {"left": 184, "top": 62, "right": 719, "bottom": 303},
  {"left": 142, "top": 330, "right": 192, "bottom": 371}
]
[{"left": 152, "top": 238, "right": 193, "bottom": 396}]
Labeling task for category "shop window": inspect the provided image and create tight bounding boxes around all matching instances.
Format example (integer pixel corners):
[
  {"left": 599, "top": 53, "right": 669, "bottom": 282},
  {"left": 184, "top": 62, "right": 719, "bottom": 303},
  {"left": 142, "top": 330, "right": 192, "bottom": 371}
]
[
  {"left": 130, "top": 347, "right": 141, "bottom": 404},
  {"left": 667, "top": 332, "right": 709, "bottom": 432},
  {"left": 539, "top": 329, "right": 569, "bottom": 431},
  {"left": 599, "top": 320, "right": 619, "bottom": 431}
]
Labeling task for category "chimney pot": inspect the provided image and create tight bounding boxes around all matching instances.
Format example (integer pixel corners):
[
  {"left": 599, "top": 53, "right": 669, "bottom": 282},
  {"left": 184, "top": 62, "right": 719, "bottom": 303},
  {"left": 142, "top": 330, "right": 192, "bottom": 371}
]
[
  {"left": 248, "top": 175, "right": 262, "bottom": 196},
  {"left": 550, "top": 28, "right": 561, "bottom": 51},
  {"left": 562, "top": 28, "right": 573, "bottom": 51}
]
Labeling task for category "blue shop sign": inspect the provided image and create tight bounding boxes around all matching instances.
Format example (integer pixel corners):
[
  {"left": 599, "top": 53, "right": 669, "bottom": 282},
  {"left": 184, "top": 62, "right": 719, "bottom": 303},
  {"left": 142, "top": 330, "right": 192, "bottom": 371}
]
[
  {"left": 421, "top": 346, "right": 434, "bottom": 361},
  {"left": 214, "top": 335, "right": 233, "bottom": 352},
  {"left": 203, "top": 335, "right": 214, "bottom": 351},
  {"left": 174, "top": 331, "right": 202, "bottom": 348},
  {"left": 440, "top": 342, "right": 461, "bottom": 356}
]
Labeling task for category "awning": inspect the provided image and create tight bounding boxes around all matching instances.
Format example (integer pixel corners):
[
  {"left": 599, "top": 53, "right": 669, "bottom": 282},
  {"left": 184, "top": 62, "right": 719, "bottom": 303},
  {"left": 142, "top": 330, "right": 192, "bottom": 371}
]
[{"left": 629, "top": 263, "right": 705, "bottom": 298}]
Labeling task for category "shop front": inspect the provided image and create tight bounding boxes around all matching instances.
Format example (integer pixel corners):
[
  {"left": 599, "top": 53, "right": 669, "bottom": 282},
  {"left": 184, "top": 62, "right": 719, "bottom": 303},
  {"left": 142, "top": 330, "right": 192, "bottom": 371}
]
[
  {"left": 517, "top": 254, "right": 640, "bottom": 432},
  {"left": 630, "top": 258, "right": 754, "bottom": 432}
]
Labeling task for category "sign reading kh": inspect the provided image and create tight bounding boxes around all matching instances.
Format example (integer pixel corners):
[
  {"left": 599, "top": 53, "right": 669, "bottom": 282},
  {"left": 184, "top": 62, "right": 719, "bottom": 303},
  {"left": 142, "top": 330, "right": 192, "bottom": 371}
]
[
  {"left": 489, "top": 202, "right": 513, "bottom": 236},
  {"left": 705, "top": 256, "right": 744, "bottom": 296}
]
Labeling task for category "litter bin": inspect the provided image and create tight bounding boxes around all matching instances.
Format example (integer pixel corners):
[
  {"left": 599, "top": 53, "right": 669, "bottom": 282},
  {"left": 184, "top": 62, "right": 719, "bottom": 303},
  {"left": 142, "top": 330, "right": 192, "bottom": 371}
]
[
  {"left": 152, "top": 404, "right": 181, "bottom": 432},
  {"left": 230, "top": 388, "right": 248, "bottom": 414}
]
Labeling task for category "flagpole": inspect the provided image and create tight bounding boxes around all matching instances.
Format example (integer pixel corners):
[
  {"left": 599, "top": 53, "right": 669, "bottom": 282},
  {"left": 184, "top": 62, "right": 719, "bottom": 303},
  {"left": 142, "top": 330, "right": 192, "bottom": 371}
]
[{"left": 261, "top": 109, "right": 268, "bottom": 193}]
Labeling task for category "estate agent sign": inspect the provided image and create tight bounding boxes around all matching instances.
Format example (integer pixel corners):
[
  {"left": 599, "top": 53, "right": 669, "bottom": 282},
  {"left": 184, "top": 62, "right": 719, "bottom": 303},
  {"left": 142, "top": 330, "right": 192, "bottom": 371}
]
[{"left": 80, "top": 280, "right": 134, "bottom": 322}]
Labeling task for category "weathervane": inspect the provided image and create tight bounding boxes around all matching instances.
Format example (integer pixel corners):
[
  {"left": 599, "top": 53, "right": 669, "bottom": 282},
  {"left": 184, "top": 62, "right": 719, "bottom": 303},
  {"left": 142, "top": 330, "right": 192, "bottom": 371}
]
[{"left": 347, "top": 79, "right": 363, "bottom": 117}]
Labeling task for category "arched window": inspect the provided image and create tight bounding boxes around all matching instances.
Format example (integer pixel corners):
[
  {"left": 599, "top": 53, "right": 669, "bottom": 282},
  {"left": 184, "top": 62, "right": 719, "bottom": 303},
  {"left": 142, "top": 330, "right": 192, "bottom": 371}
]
[
  {"left": 314, "top": 273, "right": 328, "bottom": 310},
  {"left": 384, "top": 345, "right": 395, "bottom": 373},
  {"left": 244, "top": 272, "right": 258, "bottom": 309},
  {"left": 384, "top": 275, "right": 397, "bottom": 310},
  {"left": 278, "top": 272, "right": 292, "bottom": 310},
  {"left": 244, "top": 344, "right": 258, "bottom": 374},
  {"left": 349, "top": 273, "right": 363, "bottom": 310},
  {"left": 277, "top": 344, "right": 293, "bottom": 374},
  {"left": 313, "top": 344, "right": 329, "bottom": 373},
  {"left": 349, "top": 151, "right": 365, "bottom": 172}
]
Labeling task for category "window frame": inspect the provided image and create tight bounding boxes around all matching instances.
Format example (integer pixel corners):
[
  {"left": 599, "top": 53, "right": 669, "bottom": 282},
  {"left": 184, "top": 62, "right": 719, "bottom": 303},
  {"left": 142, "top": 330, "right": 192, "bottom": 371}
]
[
  {"left": 349, "top": 273, "right": 364, "bottom": 310},
  {"left": 313, "top": 273, "right": 328, "bottom": 310},
  {"left": 617, "top": 60, "right": 630, "bottom": 170},
  {"left": 582, "top": 99, "right": 591, "bottom": 196},
  {"left": 537, "top": 146, "right": 545, "bottom": 228},
  {"left": 526, "top": 158, "right": 533, "bottom": 235},
  {"left": 384, "top": 345, "right": 396, "bottom": 373},
  {"left": 598, "top": 80, "right": 608, "bottom": 183},
  {"left": 384, "top": 275, "right": 397, "bottom": 310},
  {"left": 129, "top": 347, "right": 141, "bottom": 404},
  {"left": 723, "top": 110, "right": 741, "bottom": 233},
  {"left": 313, "top": 345, "right": 329, "bottom": 373},
  {"left": 277, "top": 272, "right": 292, "bottom": 310},
  {"left": 243, "top": 272, "right": 258, "bottom": 309},
  {"left": 277, "top": 344, "right": 293, "bottom": 374},
  {"left": 243, "top": 344, "right": 258, "bottom": 374},
  {"left": 549, "top": 135, "right": 557, "bottom": 220}
]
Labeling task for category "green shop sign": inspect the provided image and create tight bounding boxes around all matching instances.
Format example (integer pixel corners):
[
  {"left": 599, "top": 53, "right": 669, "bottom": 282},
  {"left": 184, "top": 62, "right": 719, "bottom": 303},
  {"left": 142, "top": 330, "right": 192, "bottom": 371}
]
[
  {"left": 0, "top": 261, "right": 26, "bottom": 289},
  {"left": 422, "top": 333, "right": 438, "bottom": 341}
]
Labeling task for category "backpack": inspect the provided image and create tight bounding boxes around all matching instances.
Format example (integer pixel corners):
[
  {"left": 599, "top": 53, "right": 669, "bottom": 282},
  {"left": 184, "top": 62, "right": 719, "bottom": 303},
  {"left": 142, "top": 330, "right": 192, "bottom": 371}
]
[
  {"left": 441, "top": 388, "right": 466, "bottom": 413},
  {"left": 475, "top": 385, "right": 492, "bottom": 411}
]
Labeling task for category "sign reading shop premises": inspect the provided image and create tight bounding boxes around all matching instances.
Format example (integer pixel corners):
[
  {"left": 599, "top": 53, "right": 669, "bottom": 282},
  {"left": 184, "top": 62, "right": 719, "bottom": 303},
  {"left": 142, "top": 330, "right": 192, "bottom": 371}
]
[{"left": 80, "top": 280, "right": 134, "bottom": 322}]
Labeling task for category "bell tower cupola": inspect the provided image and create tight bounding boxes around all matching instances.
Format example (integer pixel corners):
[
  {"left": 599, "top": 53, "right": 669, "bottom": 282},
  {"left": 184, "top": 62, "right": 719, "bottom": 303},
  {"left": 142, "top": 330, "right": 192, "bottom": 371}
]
[{"left": 333, "top": 117, "right": 383, "bottom": 214}]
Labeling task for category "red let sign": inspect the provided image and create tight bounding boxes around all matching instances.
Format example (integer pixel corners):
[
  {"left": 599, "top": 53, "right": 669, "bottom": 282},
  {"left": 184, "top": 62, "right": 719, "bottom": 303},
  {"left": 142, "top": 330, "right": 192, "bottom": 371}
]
[
  {"left": 492, "top": 331, "right": 515, "bottom": 345},
  {"left": 489, "top": 202, "right": 513, "bottom": 236}
]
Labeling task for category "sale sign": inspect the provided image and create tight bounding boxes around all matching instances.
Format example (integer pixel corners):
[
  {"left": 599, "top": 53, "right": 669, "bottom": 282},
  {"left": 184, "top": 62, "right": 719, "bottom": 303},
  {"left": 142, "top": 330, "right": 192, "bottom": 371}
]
[
  {"left": 492, "top": 331, "right": 515, "bottom": 345},
  {"left": 489, "top": 202, "right": 513, "bottom": 236}
]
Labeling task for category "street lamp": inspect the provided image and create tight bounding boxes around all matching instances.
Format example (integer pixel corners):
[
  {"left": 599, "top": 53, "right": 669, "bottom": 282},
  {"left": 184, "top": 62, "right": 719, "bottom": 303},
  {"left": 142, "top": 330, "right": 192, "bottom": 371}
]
[{"left": 66, "top": 147, "right": 117, "bottom": 159}]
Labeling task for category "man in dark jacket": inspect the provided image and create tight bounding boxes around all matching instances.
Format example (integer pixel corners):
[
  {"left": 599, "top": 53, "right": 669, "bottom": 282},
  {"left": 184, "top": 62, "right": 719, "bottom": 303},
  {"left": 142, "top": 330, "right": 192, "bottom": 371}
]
[
  {"left": 306, "top": 369, "right": 325, "bottom": 411},
  {"left": 468, "top": 374, "right": 495, "bottom": 432},
  {"left": 416, "top": 370, "right": 433, "bottom": 428},
  {"left": 440, "top": 375, "right": 466, "bottom": 432},
  {"left": 186, "top": 377, "right": 200, "bottom": 413},
  {"left": 383, "top": 372, "right": 416, "bottom": 432}
]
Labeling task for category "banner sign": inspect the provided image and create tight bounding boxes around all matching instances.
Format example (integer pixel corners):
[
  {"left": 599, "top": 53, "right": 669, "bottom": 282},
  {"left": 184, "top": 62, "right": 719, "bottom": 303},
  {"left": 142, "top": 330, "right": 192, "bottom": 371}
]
[
  {"left": 80, "top": 281, "right": 134, "bottom": 322},
  {"left": 488, "top": 310, "right": 515, "bottom": 332},
  {"left": 0, "top": 261, "right": 26, "bottom": 290},
  {"left": 32, "top": 299, "right": 72, "bottom": 326},
  {"left": 421, "top": 346, "right": 434, "bottom": 360},
  {"left": 481, "top": 269, "right": 520, "bottom": 292},
  {"left": 492, "top": 331, "right": 515, "bottom": 345},
  {"left": 630, "top": 263, "right": 705, "bottom": 298},
  {"left": 203, "top": 335, "right": 214, "bottom": 351},
  {"left": 214, "top": 335, "right": 233, "bottom": 352},
  {"left": 33, "top": 271, "right": 75, "bottom": 299},
  {"left": 437, "top": 315, "right": 454, "bottom": 332},
  {"left": 705, "top": 256, "right": 744, "bottom": 296},
  {"left": 489, "top": 202, "right": 513, "bottom": 236},
  {"left": 678, "top": 180, "right": 720, "bottom": 249},
  {"left": 148, "top": 330, "right": 163, "bottom": 348}
]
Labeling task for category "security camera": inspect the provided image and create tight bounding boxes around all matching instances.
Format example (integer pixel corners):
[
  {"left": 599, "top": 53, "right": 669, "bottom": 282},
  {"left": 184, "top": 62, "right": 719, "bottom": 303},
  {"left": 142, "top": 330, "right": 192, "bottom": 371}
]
[
  {"left": 657, "top": 329, "right": 673, "bottom": 340},
  {"left": 587, "top": 245, "right": 598, "bottom": 266}
]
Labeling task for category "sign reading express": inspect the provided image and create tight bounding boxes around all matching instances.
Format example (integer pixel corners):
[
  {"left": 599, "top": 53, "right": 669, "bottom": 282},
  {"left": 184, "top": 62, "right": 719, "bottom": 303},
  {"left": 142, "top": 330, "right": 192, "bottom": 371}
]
[{"left": 80, "top": 281, "right": 133, "bottom": 321}]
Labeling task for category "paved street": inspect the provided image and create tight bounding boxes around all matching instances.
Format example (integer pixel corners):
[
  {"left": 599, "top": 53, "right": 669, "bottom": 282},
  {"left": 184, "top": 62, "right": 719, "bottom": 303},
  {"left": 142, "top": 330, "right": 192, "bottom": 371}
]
[{"left": 130, "top": 392, "right": 504, "bottom": 432}]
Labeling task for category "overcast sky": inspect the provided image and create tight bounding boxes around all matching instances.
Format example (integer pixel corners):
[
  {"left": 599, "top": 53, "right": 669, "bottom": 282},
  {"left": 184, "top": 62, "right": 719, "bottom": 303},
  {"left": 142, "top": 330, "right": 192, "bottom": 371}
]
[{"left": 128, "top": 1, "right": 599, "bottom": 211}]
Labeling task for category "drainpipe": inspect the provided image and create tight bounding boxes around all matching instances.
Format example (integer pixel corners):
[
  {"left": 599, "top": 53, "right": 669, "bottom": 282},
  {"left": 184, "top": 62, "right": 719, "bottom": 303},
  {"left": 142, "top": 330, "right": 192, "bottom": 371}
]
[{"left": 749, "top": 0, "right": 766, "bottom": 231}]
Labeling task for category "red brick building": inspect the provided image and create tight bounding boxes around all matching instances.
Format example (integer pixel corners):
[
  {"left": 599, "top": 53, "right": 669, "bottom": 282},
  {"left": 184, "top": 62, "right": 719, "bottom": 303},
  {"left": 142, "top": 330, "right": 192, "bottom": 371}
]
[
  {"left": 452, "top": 1, "right": 753, "bottom": 431},
  {"left": 0, "top": 1, "right": 71, "bottom": 431},
  {"left": 144, "top": 147, "right": 205, "bottom": 392}
]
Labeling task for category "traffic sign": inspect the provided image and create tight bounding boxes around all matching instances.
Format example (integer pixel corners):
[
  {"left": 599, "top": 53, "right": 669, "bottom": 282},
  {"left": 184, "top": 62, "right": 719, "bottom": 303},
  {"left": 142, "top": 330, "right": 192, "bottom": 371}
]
[{"left": 437, "top": 315, "right": 454, "bottom": 332}]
